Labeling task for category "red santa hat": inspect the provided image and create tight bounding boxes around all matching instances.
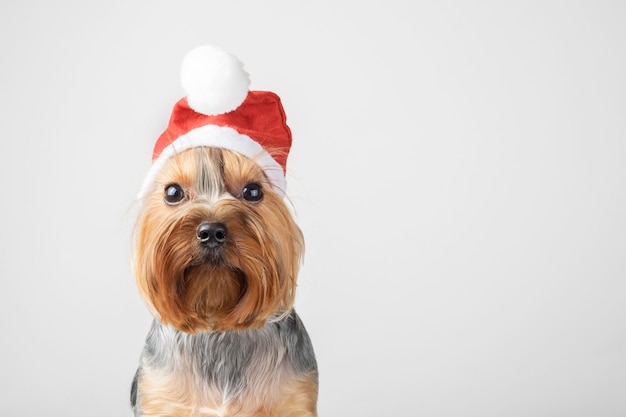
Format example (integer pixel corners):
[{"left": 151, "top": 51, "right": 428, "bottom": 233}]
[{"left": 138, "top": 45, "right": 292, "bottom": 198}]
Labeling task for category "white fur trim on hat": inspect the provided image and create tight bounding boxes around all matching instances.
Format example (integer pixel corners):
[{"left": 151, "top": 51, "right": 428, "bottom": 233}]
[{"left": 137, "top": 125, "right": 287, "bottom": 199}]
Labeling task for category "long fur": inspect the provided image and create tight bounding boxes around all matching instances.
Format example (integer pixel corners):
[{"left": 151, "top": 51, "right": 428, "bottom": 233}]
[
  {"left": 134, "top": 148, "right": 303, "bottom": 332},
  {"left": 132, "top": 147, "right": 317, "bottom": 416},
  {"left": 133, "top": 311, "right": 317, "bottom": 417}
]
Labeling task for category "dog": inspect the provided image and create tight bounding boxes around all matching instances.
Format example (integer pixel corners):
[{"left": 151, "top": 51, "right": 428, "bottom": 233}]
[{"left": 130, "top": 45, "right": 318, "bottom": 417}]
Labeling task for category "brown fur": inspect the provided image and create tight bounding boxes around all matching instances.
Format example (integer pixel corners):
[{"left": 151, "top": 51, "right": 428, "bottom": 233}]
[
  {"left": 133, "top": 147, "right": 316, "bottom": 416},
  {"left": 134, "top": 148, "right": 304, "bottom": 333},
  {"left": 137, "top": 365, "right": 318, "bottom": 417}
]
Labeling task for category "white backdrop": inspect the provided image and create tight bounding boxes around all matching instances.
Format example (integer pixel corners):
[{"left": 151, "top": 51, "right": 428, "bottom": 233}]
[{"left": 1, "top": 1, "right": 625, "bottom": 416}]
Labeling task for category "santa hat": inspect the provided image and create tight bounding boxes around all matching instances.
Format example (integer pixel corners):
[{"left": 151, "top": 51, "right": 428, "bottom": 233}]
[{"left": 138, "top": 45, "right": 292, "bottom": 198}]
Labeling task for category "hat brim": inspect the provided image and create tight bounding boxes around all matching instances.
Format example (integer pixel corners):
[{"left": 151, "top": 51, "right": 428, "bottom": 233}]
[{"left": 137, "top": 124, "right": 287, "bottom": 199}]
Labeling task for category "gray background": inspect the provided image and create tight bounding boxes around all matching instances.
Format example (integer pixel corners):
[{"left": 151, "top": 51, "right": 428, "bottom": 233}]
[{"left": 1, "top": 1, "right": 625, "bottom": 416}]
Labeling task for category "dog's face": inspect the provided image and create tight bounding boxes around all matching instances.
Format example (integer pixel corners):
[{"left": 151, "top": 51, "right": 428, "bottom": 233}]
[{"left": 134, "top": 147, "right": 303, "bottom": 333}]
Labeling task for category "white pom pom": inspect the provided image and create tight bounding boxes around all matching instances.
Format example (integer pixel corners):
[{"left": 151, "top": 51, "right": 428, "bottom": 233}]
[{"left": 180, "top": 45, "right": 250, "bottom": 116}]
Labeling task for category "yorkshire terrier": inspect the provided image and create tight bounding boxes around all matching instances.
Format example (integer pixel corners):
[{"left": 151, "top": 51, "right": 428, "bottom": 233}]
[{"left": 130, "top": 45, "right": 318, "bottom": 416}]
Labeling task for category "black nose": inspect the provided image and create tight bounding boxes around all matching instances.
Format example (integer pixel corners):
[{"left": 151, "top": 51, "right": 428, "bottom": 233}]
[{"left": 196, "top": 222, "right": 227, "bottom": 248}]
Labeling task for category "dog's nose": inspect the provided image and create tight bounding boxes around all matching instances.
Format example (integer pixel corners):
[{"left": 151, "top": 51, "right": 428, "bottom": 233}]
[{"left": 196, "top": 222, "right": 227, "bottom": 248}]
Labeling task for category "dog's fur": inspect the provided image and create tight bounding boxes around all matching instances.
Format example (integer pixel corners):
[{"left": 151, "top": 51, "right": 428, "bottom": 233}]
[{"left": 131, "top": 147, "right": 318, "bottom": 416}]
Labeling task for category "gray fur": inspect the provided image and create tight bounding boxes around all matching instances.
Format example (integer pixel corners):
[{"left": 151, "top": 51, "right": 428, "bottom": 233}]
[{"left": 133, "top": 309, "right": 317, "bottom": 402}]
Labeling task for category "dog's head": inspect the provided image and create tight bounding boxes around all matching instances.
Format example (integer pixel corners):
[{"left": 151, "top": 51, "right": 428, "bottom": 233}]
[{"left": 134, "top": 147, "right": 303, "bottom": 333}]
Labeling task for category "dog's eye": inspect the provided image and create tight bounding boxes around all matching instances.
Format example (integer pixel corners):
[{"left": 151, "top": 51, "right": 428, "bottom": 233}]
[
  {"left": 164, "top": 183, "right": 185, "bottom": 205},
  {"left": 242, "top": 182, "right": 263, "bottom": 202}
]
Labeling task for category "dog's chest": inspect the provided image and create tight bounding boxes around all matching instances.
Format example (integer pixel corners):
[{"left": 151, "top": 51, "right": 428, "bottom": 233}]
[
  {"left": 147, "top": 322, "right": 288, "bottom": 393},
  {"left": 136, "top": 312, "right": 317, "bottom": 416}
]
